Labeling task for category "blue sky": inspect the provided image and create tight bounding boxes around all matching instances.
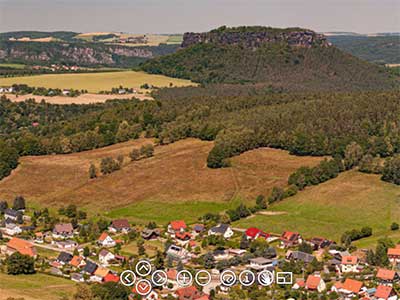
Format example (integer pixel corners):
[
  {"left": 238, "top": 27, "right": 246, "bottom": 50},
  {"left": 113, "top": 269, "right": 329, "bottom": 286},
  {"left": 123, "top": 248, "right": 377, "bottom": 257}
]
[{"left": 0, "top": 0, "right": 399, "bottom": 33}]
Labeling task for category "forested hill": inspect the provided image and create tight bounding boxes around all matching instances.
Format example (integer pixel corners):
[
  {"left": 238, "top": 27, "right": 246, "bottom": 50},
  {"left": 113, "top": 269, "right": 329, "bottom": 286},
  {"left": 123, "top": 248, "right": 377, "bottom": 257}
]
[
  {"left": 141, "top": 26, "right": 399, "bottom": 91},
  {"left": 0, "top": 41, "right": 178, "bottom": 67}
]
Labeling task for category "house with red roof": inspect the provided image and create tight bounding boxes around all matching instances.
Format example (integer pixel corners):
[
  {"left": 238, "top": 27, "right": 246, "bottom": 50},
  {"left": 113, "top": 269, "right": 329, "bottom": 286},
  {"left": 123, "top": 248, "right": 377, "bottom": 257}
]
[
  {"left": 280, "top": 231, "right": 302, "bottom": 248},
  {"left": 175, "top": 231, "right": 192, "bottom": 246},
  {"left": 376, "top": 268, "right": 399, "bottom": 284},
  {"left": 97, "top": 232, "right": 116, "bottom": 248},
  {"left": 341, "top": 255, "right": 360, "bottom": 273},
  {"left": 245, "top": 227, "right": 271, "bottom": 241},
  {"left": 175, "top": 286, "right": 209, "bottom": 300},
  {"left": 387, "top": 245, "right": 400, "bottom": 266},
  {"left": 70, "top": 255, "right": 86, "bottom": 269},
  {"left": 375, "top": 285, "right": 398, "bottom": 300},
  {"left": 168, "top": 220, "right": 187, "bottom": 235},
  {"left": 6, "top": 237, "right": 37, "bottom": 258},
  {"left": 305, "top": 275, "right": 326, "bottom": 293},
  {"left": 104, "top": 272, "right": 119, "bottom": 283},
  {"left": 332, "top": 278, "right": 364, "bottom": 297}
]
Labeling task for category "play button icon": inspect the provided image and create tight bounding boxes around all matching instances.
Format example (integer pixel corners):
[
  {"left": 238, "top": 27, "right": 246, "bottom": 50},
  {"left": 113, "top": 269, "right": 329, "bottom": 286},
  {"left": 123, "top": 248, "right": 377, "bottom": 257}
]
[{"left": 120, "top": 270, "right": 136, "bottom": 287}]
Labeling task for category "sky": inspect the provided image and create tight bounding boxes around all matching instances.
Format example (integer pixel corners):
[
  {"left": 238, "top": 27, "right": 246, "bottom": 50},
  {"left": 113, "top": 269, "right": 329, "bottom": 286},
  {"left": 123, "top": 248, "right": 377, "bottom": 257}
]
[{"left": 0, "top": 0, "right": 399, "bottom": 34}]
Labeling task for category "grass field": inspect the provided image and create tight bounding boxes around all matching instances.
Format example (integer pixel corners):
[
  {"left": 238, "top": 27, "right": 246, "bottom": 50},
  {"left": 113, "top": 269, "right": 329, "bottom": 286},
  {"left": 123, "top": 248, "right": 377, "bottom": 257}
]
[
  {"left": 0, "top": 138, "right": 323, "bottom": 223},
  {"left": 0, "top": 63, "right": 26, "bottom": 69},
  {"left": 0, "top": 272, "right": 75, "bottom": 300},
  {"left": 234, "top": 170, "right": 400, "bottom": 247},
  {"left": 0, "top": 70, "right": 195, "bottom": 93}
]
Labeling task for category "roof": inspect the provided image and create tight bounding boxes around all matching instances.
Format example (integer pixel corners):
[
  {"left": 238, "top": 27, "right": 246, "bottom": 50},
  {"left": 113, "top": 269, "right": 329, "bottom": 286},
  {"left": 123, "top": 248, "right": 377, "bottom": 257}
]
[
  {"left": 306, "top": 275, "right": 322, "bottom": 290},
  {"left": 167, "top": 269, "right": 177, "bottom": 280},
  {"left": 104, "top": 273, "right": 119, "bottom": 283},
  {"left": 210, "top": 224, "right": 230, "bottom": 234},
  {"left": 376, "top": 268, "right": 396, "bottom": 280},
  {"left": 4, "top": 208, "right": 20, "bottom": 217},
  {"left": 111, "top": 219, "right": 130, "bottom": 229},
  {"left": 341, "top": 256, "right": 358, "bottom": 265},
  {"left": 288, "top": 251, "right": 315, "bottom": 263},
  {"left": 387, "top": 247, "right": 400, "bottom": 256},
  {"left": 57, "top": 251, "right": 73, "bottom": 263},
  {"left": 99, "top": 249, "right": 111, "bottom": 257},
  {"left": 193, "top": 224, "right": 205, "bottom": 232},
  {"left": 342, "top": 278, "right": 363, "bottom": 293},
  {"left": 70, "top": 256, "right": 84, "bottom": 267},
  {"left": 98, "top": 232, "right": 110, "bottom": 242},
  {"left": 83, "top": 261, "right": 98, "bottom": 274},
  {"left": 170, "top": 220, "right": 187, "bottom": 231},
  {"left": 375, "top": 285, "right": 393, "bottom": 299},
  {"left": 281, "top": 231, "right": 299, "bottom": 241},
  {"left": 176, "top": 231, "right": 192, "bottom": 240},
  {"left": 176, "top": 286, "right": 200, "bottom": 297},
  {"left": 250, "top": 257, "right": 273, "bottom": 265},
  {"left": 54, "top": 223, "right": 73, "bottom": 234},
  {"left": 94, "top": 267, "right": 110, "bottom": 278},
  {"left": 7, "top": 237, "right": 36, "bottom": 257},
  {"left": 246, "top": 227, "right": 263, "bottom": 238}
]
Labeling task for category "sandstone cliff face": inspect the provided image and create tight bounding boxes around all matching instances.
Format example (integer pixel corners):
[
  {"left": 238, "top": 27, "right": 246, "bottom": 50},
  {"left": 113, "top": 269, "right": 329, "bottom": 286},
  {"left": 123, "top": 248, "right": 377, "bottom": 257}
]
[
  {"left": 181, "top": 28, "right": 331, "bottom": 49},
  {"left": 0, "top": 42, "right": 157, "bottom": 66}
]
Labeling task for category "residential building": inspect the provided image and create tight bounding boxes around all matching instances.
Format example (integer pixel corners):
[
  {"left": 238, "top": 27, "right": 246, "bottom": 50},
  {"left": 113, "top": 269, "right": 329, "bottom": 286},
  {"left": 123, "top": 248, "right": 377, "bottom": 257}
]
[
  {"left": 341, "top": 256, "right": 360, "bottom": 273},
  {"left": 280, "top": 231, "right": 302, "bottom": 248},
  {"left": 388, "top": 245, "right": 400, "bottom": 266},
  {"left": 305, "top": 275, "right": 326, "bottom": 293},
  {"left": 57, "top": 251, "right": 73, "bottom": 265},
  {"left": 53, "top": 223, "right": 74, "bottom": 239},
  {"left": 6, "top": 237, "right": 37, "bottom": 258},
  {"left": 208, "top": 224, "right": 234, "bottom": 239},
  {"left": 249, "top": 257, "right": 274, "bottom": 271},
  {"left": 99, "top": 249, "right": 115, "bottom": 266},
  {"left": 286, "top": 250, "right": 315, "bottom": 264},
  {"left": 97, "top": 232, "right": 116, "bottom": 248},
  {"left": 375, "top": 285, "right": 398, "bottom": 300},
  {"left": 168, "top": 220, "right": 187, "bottom": 235},
  {"left": 108, "top": 219, "right": 131, "bottom": 233}
]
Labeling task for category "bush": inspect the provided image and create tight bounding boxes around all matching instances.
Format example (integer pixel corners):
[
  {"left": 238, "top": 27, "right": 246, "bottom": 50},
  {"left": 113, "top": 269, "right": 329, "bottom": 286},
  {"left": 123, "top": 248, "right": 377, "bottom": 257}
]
[
  {"left": 6, "top": 252, "right": 35, "bottom": 275},
  {"left": 391, "top": 222, "right": 399, "bottom": 231}
]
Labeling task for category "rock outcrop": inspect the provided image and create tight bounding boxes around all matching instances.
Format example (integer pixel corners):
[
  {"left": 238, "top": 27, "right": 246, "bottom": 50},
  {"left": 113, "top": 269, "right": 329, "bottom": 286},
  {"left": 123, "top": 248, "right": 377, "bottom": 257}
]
[{"left": 182, "top": 26, "right": 331, "bottom": 49}]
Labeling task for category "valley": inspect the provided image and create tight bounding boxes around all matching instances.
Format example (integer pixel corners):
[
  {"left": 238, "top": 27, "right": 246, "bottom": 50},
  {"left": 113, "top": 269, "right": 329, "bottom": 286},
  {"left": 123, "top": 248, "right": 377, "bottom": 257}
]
[{"left": 0, "top": 138, "right": 324, "bottom": 222}]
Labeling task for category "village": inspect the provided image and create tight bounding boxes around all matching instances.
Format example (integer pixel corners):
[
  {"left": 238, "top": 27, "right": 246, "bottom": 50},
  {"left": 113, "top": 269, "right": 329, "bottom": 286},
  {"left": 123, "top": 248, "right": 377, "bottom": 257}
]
[{"left": 0, "top": 196, "right": 399, "bottom": 300}]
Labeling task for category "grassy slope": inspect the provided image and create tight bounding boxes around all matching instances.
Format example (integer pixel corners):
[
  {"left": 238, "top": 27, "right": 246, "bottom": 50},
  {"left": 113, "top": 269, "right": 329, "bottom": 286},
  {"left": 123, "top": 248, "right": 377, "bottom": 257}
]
[
  {"left": 234, "top": 170, "right": 400, "bottom": 247},
  {"left": 0, "top": 138, "right": 323, "bottom": 224},
  {"left": 0, "top": 273, "right": 75, "bottom": 300},
  {"left": 0, "top": 70, "right": 194, "bottom": 93}
]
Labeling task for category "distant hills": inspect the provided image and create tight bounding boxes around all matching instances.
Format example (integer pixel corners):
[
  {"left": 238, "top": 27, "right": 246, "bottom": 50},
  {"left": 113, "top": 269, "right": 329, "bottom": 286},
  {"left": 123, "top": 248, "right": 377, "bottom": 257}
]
[
  {"left": 326, "top": 35, "right": 400, "bottom": 65},
  {"left": 141, "top": 26, "right": 398, "bottom": 91}
]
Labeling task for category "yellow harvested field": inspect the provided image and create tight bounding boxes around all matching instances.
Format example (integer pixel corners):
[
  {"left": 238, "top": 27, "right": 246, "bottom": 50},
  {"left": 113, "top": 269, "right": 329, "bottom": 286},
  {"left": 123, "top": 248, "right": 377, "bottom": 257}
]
[
  {"left": 0, "top": 138, "right": 324, "bottom": 212},
  {"left": 4, "top": 92, "right": 152, "bottom": 104},
  {"left": 0, "top": 71, "right": 195, "bottom": 93}
]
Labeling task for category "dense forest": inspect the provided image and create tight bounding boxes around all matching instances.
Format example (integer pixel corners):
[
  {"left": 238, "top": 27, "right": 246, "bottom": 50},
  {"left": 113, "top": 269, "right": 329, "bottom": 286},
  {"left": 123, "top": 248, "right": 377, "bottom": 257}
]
[
  {"left": 1, "top": 88, "right": 400, "bottom": 184},
  {"left": 141, "top": 27, "right": 398, "bottom": 91},
  {"left": 327, "top": 35, "right": 400, "bottom": 65}
]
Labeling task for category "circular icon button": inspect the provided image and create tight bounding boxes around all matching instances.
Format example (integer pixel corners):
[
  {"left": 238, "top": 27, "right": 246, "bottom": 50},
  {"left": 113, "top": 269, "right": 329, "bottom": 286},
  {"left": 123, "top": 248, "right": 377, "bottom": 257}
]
[
  {"left": 239, "top": 270, "right": 255, "bottom": 286},
  {"left": 120, "top": 270, "right": 136, "bottom": 287},
  {"left": 257, "top": 270, "right": 274, "bottom": 286},
  {"left": 176, "top": 270, "right": 193, "bottom": 287},
  {"left": 220, "top": 269, "right": 237, "bottom": 287},
  {"left": 135, "top": 279, "right": 152, "bottom": 296},
  {"left": 136, "top": 260, "right": 152, "bottom": 277},
  {"left": 195, "top": 270, "right": 211, "bottom": 286},
  {"left": 151, "top": 270, "right": 168, "bottom": 286}
]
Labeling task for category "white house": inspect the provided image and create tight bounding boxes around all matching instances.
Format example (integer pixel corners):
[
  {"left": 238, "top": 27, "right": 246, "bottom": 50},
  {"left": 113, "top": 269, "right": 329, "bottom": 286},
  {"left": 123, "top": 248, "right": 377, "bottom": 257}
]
[
  {"left": 208, "top": 224, "right": 234, "bottom": 239},
  {"left": 99, "top": 249, "right": 115, "bottom": 266},
  {"left": 97, "top": 232, "right": 116, "bottom": 248},
  {"left": 341, "top": 256, "right": 359, "bottom": 273}
]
